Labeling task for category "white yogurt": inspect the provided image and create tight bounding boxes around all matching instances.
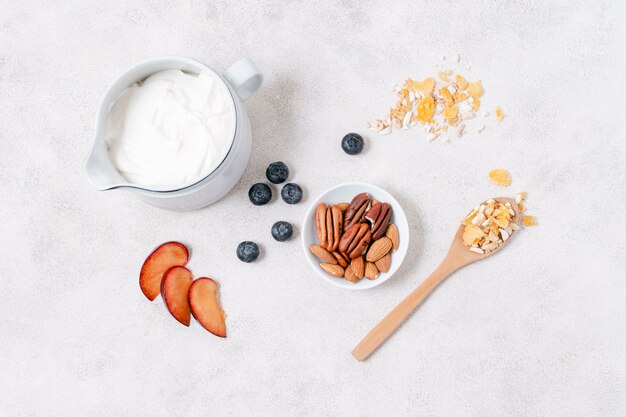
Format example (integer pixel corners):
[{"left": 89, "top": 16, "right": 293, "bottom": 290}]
[{"left": 104, "top": 70, "right": 235, "bottom": 190}]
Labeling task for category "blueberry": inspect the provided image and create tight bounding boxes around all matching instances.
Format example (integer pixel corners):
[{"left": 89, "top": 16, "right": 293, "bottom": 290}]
[
  {"left": 281, "top": 183, "right": 303, "bottom": 204},
  {"left": 271, "top": 221, "right": 293, "bottom": 242},
  {"left": 341, "top": 133, "right": 364, "bottom": 155},
  {"left": 266, "top": 161, "right": 289, "bottom": 184},
  {"left": 248, "top": 183, "right": 272, "bottom": 205},
  {"left": 236, "top": 241, "right": 260, "bottom": 263}
]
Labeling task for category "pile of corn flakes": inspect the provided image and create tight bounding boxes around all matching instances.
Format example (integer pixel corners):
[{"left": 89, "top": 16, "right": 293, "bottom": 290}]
[
  {"left": 461, "top": 192, "right": 536, "bottom": 254},
  {"left": 366, "top": 56, "right": 505, "bottom": 142},
  {"left": 462, "top": 198, "right": 519, "bottom": 254}
]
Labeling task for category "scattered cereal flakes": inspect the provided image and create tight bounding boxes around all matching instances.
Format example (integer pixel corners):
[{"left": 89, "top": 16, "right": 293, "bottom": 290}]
[
  {"left": 439, "top": 87, "right": 454, "bottom": 105},
  {"left": 495, "top": 106, "right": 506, "bottom": 121},
  {"left": 456, "top": 123, "right": 466, "bottom": 137},
  {"left": 467, "top": 80, "right": 483, "bottom": 99},
  {"left": 413, "top": 78, "right": 435, "bottom": 97},
  {"left": 369, "top": 62, "right": 505, "bottom": 142},
  {"left": 494, "top": 217, "right": 509, "bottom": 228},
  {"left": 518, "top": 202, "right": 525, "bottom": 212},
  {"left": 488, "top": 168, "right": 512, "bottom": 187},
  {"left": 454, "top": 91, "right": 468, "bottom": 103},
  {"left": 443, "top": 105, "right": 458, "bottom": 119},
  {"left": 455, "top": 74, "right": 469, "bottom": 90},
  {"left": 417, "top": 97, "right": 436, "bottom": 123},
  {"left": 463, "top": 224, "right": 485, "bottom": 246},
  {"left": 461, "top": 111, "right": 474, "bottom": 120},
  {"left": 522, "top": 215, "right": 537, "bottom": 226}
]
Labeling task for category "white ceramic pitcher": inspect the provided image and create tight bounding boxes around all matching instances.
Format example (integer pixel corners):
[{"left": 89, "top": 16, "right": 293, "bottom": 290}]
[{"left": 85, "top": 56, "right": 262, "bottom": 211}]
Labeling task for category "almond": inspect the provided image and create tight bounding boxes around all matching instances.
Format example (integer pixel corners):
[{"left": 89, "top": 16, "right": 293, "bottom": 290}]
[
  {"left": 374, "top": 253, "right": 391, "bottom": 273},
  {"left": 320, "top": 263, "right": 344, "bottom": 278},
  {"left": 351, "top": 256, "right": 365, "bottom": 279},
  {"left": 344, "top": 264, "right": 360, "bottom": 283},
  {"left": 364, "top": 262, "right": 379, "bottom": 280},
  {"left": 385, "top": 224, "right": 399, "bottom": 252},
  {"left": 334, "top": 202, "right": 350, "bottom": 212},
  {"left": 365, "top": 237, "right": 392, "bottom": 262},
  {"left": 310, "top": 245, "right": 336, "bottom": 264}
]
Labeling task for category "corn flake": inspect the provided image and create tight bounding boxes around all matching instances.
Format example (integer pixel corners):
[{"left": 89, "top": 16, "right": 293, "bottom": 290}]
[
  {"left": 413, "top": 78, "right": 435, "bottom": 98},
  {"left": 417, "top": 97, "right": 435, "bottom": 123},
  {"left": 467, "top": 80, "right": 483, "bottom": 99},
  {"left": 463, "top": 224, "right": 485, "bottom": 246},
  {"left": 495, "top": 106, "right": 506, "bottom": 121},
  {"left": 522, "top": 215, "right": 537, "bottom": 226},
  {"left": 455, "top": 74, "right": 469, "bottom": 90},
  {"left": 488, "top": 169, "right": 512, "bottom": 187}
]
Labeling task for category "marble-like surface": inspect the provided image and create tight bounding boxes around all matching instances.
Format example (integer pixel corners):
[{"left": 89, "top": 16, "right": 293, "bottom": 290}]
[{"left": 1, "top": 1, "right": 625, "bottom": 416}]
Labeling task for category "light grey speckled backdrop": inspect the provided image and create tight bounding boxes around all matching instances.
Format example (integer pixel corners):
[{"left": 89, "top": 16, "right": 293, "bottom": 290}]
[{"left": 1, "top": 1, "right": 625, "bottom": 416}]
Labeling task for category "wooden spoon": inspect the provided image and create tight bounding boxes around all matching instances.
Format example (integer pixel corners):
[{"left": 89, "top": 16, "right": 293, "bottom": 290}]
[{"left": 352, "top": 197, "right": 519, "bottom": 361}]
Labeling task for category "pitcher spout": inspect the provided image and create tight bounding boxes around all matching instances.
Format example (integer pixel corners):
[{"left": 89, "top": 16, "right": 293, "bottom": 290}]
[{"left": 84, "top": 140, "right": 127, "bottom": 191}]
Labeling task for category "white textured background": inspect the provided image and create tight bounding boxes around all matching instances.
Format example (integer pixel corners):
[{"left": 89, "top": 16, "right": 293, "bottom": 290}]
[{"left": 2, "top": 1, "right": 625, "bottom": 416}]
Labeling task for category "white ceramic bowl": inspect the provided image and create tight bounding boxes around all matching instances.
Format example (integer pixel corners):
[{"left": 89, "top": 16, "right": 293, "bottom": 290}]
[{"left": 302, "top": 182, "right": 409, "bottom": 290}]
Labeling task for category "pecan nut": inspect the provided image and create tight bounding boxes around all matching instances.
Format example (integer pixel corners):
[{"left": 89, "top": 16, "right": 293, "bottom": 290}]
[
  {"left": 330, "top": 206, "right": 344, "bottom": 251},
  {"left": 344, "top": 193, "right": 371, "bottom": 231},
  {"left": 338, "top": 223, "right": 372, "bottom": 259},
  {"left": 315, "top": 203, "right": 328, "bottom": 249},
  {"left": 325, "top": 206, "right": 334, "bottom": 250},
  {"left": 317, "top": 203, "right": 343, "bottom": 251},
  {"left": 365, "top": 202, "right": 392, "bottom": 240},
  {"left": 332, "top": 251, "right": 350, "bottom": 268}
]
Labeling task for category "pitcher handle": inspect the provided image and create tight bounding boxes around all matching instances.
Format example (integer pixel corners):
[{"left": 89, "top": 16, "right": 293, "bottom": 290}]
[{"left": 223, "top": 58, "right": 263, "bottom": 102}]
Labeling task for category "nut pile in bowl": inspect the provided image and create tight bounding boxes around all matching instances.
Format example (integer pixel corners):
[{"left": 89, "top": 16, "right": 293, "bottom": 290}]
[{"left": 309, "top": 193, "right": 399, "bottom": 283}]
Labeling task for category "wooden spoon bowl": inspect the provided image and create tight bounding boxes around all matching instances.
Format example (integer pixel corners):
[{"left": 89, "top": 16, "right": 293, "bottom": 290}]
[{"left": 352, "top": 197, "right": 519, "bottom": 361}]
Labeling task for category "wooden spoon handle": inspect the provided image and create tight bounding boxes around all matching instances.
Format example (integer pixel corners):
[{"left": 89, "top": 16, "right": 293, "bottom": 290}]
[{"left": 352, "top": 260, "right": 459, "bottom": 361}]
